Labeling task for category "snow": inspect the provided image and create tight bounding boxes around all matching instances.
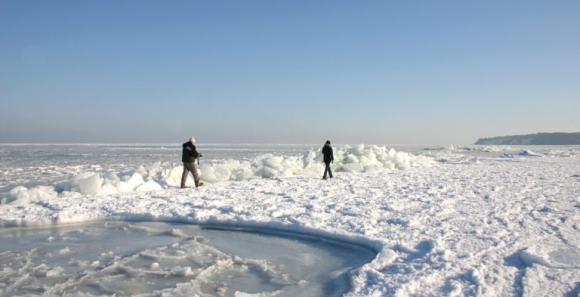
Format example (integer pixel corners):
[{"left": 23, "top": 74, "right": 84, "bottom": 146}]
[
  {"left": 0, "top": 144, "right": 579, "bottom": 296},
  {"left": 1, "top": 145, "right": 434, "bottom": 202}
]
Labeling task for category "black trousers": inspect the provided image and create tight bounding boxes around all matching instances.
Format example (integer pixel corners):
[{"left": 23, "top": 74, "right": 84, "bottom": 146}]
[{"left": 323, "top": 162, "right": 333, "bottom": 178}]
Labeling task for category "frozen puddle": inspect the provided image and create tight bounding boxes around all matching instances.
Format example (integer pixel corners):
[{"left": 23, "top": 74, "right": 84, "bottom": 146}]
[{"left": 0, "top": 221, "right": 376, "bottom": 297}]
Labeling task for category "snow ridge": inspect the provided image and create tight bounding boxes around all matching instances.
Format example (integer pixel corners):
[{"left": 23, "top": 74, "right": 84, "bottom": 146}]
[{"left": 2, "top": 145, "right": 434, "bottom": 204}]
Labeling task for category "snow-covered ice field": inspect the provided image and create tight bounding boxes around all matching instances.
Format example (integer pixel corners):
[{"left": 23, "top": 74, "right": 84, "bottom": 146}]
[{"left": 1, "top": 144, "right": 579, "bottom": 296}]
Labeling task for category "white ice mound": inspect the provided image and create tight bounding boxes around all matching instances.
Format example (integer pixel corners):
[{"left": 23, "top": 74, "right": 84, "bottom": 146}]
[
  {"left": 3, "top": 186, "right": 58, "bottom": 204},
  {"left": 518, "top": 150, "right": 543, "bottom": 157},
  {"left": 199, "top": 145, "right": 435, "bottom": 183},
  {"left": 1, "top": 145, "right": 434, "bottom": 203},
  {"left": 75, "top": 173, "right": 102, "bottom": 195}
]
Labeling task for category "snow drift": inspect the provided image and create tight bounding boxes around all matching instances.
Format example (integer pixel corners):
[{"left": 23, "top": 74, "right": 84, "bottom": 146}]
[{"left": 1, "top": 145, "right": 434, "bottom": 203}]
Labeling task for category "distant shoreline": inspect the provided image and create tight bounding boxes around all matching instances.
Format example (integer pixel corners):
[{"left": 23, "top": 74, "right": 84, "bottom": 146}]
[{"left": 475, "top": 132, "right": 580, "bottom": 145}]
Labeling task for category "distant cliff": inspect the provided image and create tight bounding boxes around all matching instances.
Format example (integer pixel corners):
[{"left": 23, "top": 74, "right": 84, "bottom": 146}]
[{"left": 475, "top": 132, "right": 580, "bottom": 145}]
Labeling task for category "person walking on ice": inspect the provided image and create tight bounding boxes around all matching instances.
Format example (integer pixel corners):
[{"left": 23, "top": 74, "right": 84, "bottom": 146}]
[
  {"left": 181, "top": 136, "right": 203, "bottom": 188},
  {"left": 322, "top": 140, "right": 334, "bottom": 179}
]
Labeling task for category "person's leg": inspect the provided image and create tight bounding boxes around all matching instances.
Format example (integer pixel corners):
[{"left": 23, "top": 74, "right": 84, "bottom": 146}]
[
  {"left": 190, "top": 162, "right": 201, "bottom": 187},
  {"left": 328, "top": 164, "right": 333, "bottom": 178},
  {"left": 180, "top": 163, "right": 189, "bottom": 188},
  {"left": 183, "top": 162, "right": 198, "bottom": 187},
  {"left": 323, "top": 162, "right": 329, "bottom": 179}
]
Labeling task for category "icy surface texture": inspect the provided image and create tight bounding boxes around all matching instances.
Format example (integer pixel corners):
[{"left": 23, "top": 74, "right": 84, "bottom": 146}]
[
  {"left": 1, "top": 144, "right": 579, "bottom": 296},
  {"left": 0, "top": 221, "right": 375, "bottom": 297}
]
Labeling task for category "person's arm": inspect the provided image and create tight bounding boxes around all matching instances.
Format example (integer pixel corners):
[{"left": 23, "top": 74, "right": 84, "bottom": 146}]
[
  {"left": 191, "top": 145, "right": 199, "bottom": 158},
  {"left": 331, "top": 147, "right": 334, "bottom": 163},
  {"left": 194, "top": 146, "right": 202, "bottom": 165}
]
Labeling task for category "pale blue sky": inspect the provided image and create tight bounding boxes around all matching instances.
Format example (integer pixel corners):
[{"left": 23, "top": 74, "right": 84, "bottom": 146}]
[{"left": 1, "top": 1, "right": 579, "bottom": 144}]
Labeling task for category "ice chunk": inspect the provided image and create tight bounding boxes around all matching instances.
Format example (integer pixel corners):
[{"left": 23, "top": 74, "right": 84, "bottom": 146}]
[
  {"left": 57, "top": 247, "right": 71, "bottom": 256},
  {"left": 117, "top": 173, "right": 145, "bottom": 192},
  {"left": 7, "top": 185, "right": 58, "bottom": 203},
  {"left": 136, "top": 180, "right": 163, "bottom": 192},
  {"left": 76, "top": 173, "right": 102, "bottom": 195},
  {"left": 518, "top": 150, "right": 543, "bottom": 157},
  {"left": 101, "top": 182, "right": 118, "bottom": 195}
]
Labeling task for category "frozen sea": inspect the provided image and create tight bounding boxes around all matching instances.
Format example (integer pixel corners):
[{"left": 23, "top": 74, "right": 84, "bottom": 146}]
[{"left": 1, "top": 143, "right": 579, "bottom": 296}]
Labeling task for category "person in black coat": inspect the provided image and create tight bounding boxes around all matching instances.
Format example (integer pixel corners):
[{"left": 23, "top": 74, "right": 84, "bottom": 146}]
[
  {"left": 322, "top": 140, "right": 334, "bottom": 179},
  {"left": 181, "top": 137, "right": 203, "bottom": 188}
]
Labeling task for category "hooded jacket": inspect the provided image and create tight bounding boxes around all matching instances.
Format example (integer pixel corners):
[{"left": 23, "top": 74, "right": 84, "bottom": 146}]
[
  {"left": 182, "top": 141, "right": 200, "bottom": 163},
  {"left": 322, "top": 144, "right": 334, "bottom": 164}
]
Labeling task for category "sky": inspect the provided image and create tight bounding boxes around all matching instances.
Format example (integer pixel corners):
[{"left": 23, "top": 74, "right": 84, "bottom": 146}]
[{"left": 1, "top": 1, "right": 579, "bottom": 144}]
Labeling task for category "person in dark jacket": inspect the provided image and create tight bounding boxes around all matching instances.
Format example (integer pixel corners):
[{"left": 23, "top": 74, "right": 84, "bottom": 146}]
[
  {"left": 322, "top": 140, "right": 334, "bottom": 179},
  {"left": 181, "top": 137, "right": 203, "bottom": 188}
]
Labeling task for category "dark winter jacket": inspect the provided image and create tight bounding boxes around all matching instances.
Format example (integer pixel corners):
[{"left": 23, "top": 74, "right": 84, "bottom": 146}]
[
  {"left": 182, "top": 141, "right": 201, "bottom": 163},
  {"left": 322, "top": 144, "right": 334, "bottom": 164}
]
